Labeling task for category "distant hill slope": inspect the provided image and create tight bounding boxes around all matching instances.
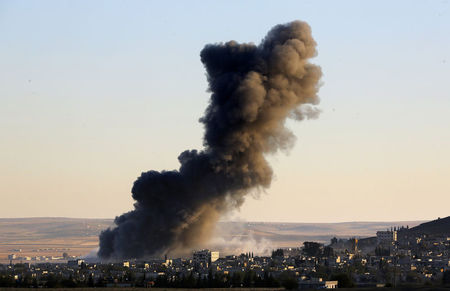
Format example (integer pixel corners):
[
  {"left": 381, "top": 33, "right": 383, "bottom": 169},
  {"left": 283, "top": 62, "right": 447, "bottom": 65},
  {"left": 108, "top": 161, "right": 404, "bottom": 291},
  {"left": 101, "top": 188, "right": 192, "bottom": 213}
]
[
  {"left": 0, "top": 217, "right": 425, "bottom": 243},
  {"left": 409, "top": 216, "right": 450, "bottom": 236},
  {"left": 218, "top": 220, "right": 425, "bottom": 239},
  {"left": 0, "top": 217, "right": 114, "bottom": 242}
]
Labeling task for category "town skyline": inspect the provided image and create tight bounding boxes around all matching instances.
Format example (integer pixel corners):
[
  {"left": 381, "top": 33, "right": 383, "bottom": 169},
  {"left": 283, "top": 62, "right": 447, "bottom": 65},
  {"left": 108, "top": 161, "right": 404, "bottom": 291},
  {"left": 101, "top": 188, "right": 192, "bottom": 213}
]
[{"left": 2, "top": 216, "right": 449, "bottom": 288}]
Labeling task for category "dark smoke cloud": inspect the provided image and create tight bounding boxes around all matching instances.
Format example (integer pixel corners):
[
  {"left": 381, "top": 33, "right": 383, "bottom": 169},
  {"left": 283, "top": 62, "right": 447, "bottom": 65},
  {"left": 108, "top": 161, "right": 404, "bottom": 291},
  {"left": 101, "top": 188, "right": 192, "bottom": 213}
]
[{"left": 98, "top": 20, "right": 322, "bottom": 259}]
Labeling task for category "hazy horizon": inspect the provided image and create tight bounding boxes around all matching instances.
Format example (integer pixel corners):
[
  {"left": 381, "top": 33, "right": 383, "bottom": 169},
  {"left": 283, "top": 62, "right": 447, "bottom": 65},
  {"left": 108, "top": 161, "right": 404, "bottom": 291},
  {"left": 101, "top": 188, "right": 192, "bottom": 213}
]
[{"left": 0, "top": 215, "right": 433, "bottom": 225}]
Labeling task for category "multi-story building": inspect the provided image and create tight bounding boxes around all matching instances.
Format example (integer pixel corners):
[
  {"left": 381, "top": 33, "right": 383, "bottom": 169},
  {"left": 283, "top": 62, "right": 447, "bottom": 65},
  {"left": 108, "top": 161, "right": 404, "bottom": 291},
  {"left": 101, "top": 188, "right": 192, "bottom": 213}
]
[
  {"left": 377, "top": 230, "right": 397, "bottom": 245},
  {"left": 193, "top": 249, "right": 219, "bottom": 268}
]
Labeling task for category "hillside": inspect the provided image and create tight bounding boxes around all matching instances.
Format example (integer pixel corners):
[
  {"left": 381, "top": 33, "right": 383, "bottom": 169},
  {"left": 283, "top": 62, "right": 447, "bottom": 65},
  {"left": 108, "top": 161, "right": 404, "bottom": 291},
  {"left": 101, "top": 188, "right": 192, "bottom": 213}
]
[{"left": 409, "top": 216, "right": 450, "bottom": 236}]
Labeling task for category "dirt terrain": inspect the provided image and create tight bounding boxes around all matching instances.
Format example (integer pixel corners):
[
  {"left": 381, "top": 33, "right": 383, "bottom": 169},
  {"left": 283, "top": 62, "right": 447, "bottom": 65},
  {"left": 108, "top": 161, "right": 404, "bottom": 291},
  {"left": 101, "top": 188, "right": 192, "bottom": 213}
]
[{"left": 0, "top": 218, "right": 112, "bottom": 263}]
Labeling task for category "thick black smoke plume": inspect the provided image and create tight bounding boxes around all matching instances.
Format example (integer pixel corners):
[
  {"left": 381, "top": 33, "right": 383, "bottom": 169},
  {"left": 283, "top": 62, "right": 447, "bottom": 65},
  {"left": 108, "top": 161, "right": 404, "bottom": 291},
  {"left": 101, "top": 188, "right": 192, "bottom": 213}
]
[{"left": 98, "top": 20, "right": 322, "bottom": 259}]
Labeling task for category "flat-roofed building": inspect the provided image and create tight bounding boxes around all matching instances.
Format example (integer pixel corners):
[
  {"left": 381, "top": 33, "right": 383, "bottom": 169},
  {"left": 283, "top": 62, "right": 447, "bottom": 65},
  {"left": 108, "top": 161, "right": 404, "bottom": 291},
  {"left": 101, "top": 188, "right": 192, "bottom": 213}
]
[
  {"left": 377, "top": 230, "right": 397, "bottom": 245},
  {"left": 193, "top": 249, "right": 219, "bottom": 268}
]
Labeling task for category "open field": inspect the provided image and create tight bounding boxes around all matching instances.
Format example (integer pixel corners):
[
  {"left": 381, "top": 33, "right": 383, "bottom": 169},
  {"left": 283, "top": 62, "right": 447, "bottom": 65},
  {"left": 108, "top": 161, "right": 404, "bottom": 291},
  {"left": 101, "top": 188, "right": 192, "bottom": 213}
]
[
  {"left": 0, "top": 218, "right": 112, "bottom": 263},
  {"left": 0, "top": 218, "right": 424, "bottom": 263}
]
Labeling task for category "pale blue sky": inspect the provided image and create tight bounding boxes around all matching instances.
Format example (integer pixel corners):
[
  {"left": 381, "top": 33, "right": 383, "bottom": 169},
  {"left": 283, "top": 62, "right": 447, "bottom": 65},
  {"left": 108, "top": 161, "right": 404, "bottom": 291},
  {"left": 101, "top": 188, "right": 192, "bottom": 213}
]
[{"left": 1, "top": 0, "right": 449, "bottom": 222}]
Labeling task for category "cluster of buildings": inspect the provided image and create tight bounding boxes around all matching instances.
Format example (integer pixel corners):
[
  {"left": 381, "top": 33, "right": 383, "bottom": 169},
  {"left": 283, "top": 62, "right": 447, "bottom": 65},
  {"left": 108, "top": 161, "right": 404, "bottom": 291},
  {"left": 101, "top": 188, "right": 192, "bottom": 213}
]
[
  {"left": 1, "top": 227, "right": 449, "bottom": 288},
  {"left": 6, "top": 254, "right": 71, "bottom": 263},
  {"left": 370, "top": 227, "right": 450, "bottom": 283},
  {"left": 4, "top": 249, "right": 75, "bottom": 264}
]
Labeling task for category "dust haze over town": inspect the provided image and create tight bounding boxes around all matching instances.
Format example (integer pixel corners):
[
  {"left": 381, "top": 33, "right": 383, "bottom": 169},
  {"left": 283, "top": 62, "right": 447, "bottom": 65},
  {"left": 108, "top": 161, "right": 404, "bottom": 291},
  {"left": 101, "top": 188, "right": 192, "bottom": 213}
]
[{"left": 1, "top": 0, "right": 449, "bottom": 289}]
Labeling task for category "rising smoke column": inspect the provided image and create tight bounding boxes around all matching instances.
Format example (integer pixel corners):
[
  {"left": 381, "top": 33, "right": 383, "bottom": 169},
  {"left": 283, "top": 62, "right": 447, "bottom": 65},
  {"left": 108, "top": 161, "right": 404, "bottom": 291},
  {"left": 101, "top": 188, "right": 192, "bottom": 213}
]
[{"left": 98, "top": 20, "right": 322, "bottom": 259}]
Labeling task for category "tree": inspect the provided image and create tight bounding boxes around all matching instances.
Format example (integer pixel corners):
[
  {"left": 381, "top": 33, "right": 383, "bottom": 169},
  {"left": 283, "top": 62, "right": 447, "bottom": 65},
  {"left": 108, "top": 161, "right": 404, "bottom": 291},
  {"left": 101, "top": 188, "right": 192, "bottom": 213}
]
[
  {"left": 375, "top": 246, "right": 390, "bottom": 256},
  {"left": 323, "top": 246, "right": 334, "bottom": 257},
  {"left": 279, "top": 271, "right": 298, "bottom": 290},
  {"left": 272, "top": 248, "right": 284, "bottom": 258},
  {"left": 282, "top": 277, "right": 298, "bottom": 290},
  {"left": 267, "top": 273, "right": 280, "bottom": 287},
  {"left": 231, "top": 271, "right": 242, "bottom": 287},
  {"left": 87, "top": 274, "right": 94, "bottom": 287},
  {"left": 154, "top": 275, "right": 168, "bottom": 287},
  {"left": 243, "top": 270, "right": 256, "bottom": 287},
  {"left": 185, "top": 272, "right": 196, "bottom": 288},
  {"left": 0, "top": 275, "right": 15, "bottom": 287},
  {"left": 32, "top": 278, "right": 38, "bottom": 288},
  {"left": 207, "top": 268, "right": 213, "bottom": 288},
  {"left": 44, "top": 274, "right": 62, "bottom": 288},
  {"left": 330, "top": 273, "right": 354, "bottom": 288},
  {"left": 61, "top": 277, "right": 77, "bottom": 288},
  {"left": 443, "top": 270, "right": 450, "bottom": 285},
  {"left": 18, "top": 274, "right": 33, "bottom": 287},
  {"left": 406, "top": 271, "right": 421, "bottom": 284},
  {"left": 303, "top": 241, "right": 323, "bottom": 257},
  {"left": 195, "top": 274, "right": 203, "bottom": 288},
  {"left": 262, "top": 271, "right": 271, "bottom": 287}
]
